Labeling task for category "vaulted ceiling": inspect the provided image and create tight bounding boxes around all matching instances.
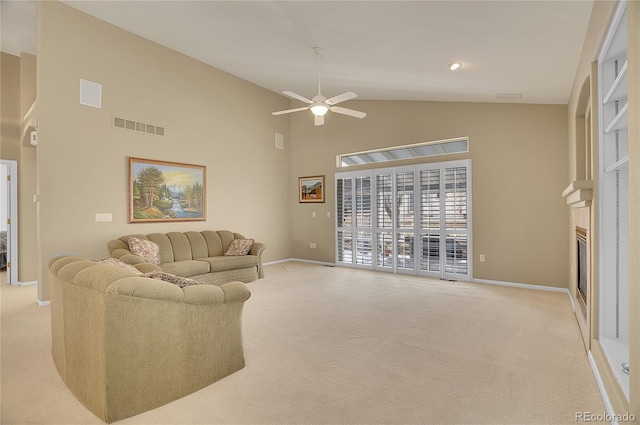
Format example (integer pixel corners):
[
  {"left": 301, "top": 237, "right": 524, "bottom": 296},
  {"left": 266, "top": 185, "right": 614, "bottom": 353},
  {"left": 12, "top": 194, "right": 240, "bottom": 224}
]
[{"left": 1, "top": 0, "right": 594, "bottom": 104}]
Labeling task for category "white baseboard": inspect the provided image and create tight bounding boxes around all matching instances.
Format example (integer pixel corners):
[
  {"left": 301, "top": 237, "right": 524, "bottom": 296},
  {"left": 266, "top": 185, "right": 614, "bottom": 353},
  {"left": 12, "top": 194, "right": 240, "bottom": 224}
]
[
  {"left": 264, "top": 258, "right": 335, "bottom": 267},
  {"left": 472, "top": 277, "right": 575, "bottom": 309},
  {"left": 37, "top": 299, "right": 50, "bottom": 307},
  {"left": 15, "top": 280, "right": 38, "bottom": 287},
  {"left": 588, "top": 351, "right": 617, "bottom": 425},
  {"left": 472, "top": 277, "right": 569, "bottom": 293}
]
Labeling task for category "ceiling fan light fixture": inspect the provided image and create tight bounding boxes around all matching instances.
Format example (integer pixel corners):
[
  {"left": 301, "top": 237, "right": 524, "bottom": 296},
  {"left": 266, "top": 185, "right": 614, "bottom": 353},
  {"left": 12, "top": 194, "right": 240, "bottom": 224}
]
[
  {"left": 310, "top": 103, "right": 329, "bottom": 116},
  {"left": 448, "top": 62, "right": 462, "bottom": 71}
]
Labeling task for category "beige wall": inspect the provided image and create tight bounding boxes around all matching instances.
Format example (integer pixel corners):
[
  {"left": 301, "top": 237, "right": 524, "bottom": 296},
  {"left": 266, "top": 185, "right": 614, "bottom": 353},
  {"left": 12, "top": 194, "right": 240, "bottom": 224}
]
[
  {"left": 0, "top": 52, "right": 39, "bottom": 284},
  {"left": 19, "top": 53, "right": 38, "bottom": 283},
  {"left": 1, "top": 52, "right": 21, "bottom": 160},
  {"left": 36, "top": 1, "right": 293, "bottom": 300},
  {"left": 290, "top": 100, "right": 569, "bottom": 288},
  {"left": 566, "top": 0, "right": 639, "bottom": 417}
]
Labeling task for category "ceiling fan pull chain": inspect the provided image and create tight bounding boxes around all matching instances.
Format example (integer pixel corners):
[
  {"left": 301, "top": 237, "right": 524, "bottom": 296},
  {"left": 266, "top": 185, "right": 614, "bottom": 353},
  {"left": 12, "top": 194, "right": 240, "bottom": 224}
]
[{"left": 315, "top": 46, "right": 323, "bottom": 96}]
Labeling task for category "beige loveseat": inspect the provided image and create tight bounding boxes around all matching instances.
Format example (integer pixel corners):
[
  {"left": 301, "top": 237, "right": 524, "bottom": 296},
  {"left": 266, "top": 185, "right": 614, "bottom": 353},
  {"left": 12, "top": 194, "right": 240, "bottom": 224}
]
[
  {"left": 107, "top": 230, "right": 265, "bottom": 285},
  {"left": 49, "top": 255, "right": 251, "bottom": 423}
]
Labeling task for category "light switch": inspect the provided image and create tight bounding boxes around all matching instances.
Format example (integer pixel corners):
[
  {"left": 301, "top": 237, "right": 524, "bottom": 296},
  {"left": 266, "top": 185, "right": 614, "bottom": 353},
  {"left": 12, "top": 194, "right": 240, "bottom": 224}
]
[{"left": 95, "top": 213, "right": 112, "bottom": 222}]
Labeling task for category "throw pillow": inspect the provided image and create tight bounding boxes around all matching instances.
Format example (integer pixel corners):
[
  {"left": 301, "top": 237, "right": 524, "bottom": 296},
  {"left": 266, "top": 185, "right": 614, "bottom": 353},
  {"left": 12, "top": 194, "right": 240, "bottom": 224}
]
[
  {"left": 144, "top": 271, "right": 202, "bottom": 288},
  {"left": 224, "top": 239, "right": 255, "bottom": 256},
  {"left": 128, "top": 237, "right": 161, "bottom": 265},
  {"left": 96, "top": 257, "right": 143, "bottom": 276}
]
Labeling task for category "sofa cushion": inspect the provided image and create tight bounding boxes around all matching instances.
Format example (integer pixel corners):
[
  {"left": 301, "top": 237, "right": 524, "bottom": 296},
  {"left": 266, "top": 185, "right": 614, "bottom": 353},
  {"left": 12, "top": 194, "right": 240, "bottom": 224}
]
[
  {"left": 217, "top": 230, "right": 236, "bottom": 252},
  {"left": 166, "top": 232, "right": 193, "bottom": 262},
  {"left": 143, "top": 271, "right": 202, "bottom": 288},
  {"left": 224, "top": 239, "right": 255, "bottom": 256},
  {"left": 147, "top": 233, "right": 175, "bottom": 263},
  {"left": 199, "top": 255, "right": 258, "bottom": 273},
  {"left": 201, "top": 231, "right": 224, "bottom": 257},
  {"left": 128, "top": 237, "right": 161, "bottom": 265},
  {"left": 185, "top": 231, "right": 209, "bottom": 259},
  {"left": 159, "top": 260, "right": 210, "bottom": 278},
  {"left": 96, "top": 258, "right": 144, "bottom": 276}
]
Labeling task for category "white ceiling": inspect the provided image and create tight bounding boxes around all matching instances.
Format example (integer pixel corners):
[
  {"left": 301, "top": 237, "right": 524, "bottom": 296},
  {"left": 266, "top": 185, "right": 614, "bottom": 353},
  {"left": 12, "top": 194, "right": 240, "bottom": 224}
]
[{"left": 1, "top": 0, "right": 595, "bottom": 104}]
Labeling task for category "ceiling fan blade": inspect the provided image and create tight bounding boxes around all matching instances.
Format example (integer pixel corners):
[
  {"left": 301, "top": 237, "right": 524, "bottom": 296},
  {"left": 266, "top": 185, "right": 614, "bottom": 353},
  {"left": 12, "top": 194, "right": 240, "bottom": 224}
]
[
  {"left": 314, "top": 114, "right": 325, "bottom": 126},
  {"left": 272, "top": 106, "right": 309, "bottom": 116},
  {"left": 282, "top": 91, "right": 313, "bottom": 104},
  {"left": 325, "top": 91, "right": 357, "bottom": 105},
  {"left": 330, "top": 106, "right": 367, "bottom": 119}
]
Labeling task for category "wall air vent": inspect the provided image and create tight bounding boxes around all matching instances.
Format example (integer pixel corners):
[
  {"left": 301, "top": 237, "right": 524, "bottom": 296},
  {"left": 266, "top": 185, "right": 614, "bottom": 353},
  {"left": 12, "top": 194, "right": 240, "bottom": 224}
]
[{"left": 113, "top": 116, "right": 165, "bottom": 137}]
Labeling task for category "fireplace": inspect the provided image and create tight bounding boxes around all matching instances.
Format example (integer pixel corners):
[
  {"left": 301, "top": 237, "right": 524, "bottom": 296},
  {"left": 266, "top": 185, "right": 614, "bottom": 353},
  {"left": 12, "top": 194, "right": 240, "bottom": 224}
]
[
  {"left": 563, "top": 183, "right": 592, "bottom": 350},
  {"left": 576, "top": 226, "right": 588, "bottom": 318}
]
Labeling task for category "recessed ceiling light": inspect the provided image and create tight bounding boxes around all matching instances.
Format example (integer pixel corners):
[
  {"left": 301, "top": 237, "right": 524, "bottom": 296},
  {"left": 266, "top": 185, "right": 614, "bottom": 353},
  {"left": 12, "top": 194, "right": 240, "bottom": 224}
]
[{"left": 448, "top": 62, "right": 462, "bottom": 71}]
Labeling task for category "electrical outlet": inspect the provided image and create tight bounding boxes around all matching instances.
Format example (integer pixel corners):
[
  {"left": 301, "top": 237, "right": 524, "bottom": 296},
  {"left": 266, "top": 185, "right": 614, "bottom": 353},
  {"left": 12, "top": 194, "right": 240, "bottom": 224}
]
[
  {"left": 312, "top": 211, "right": 316, "bottom": 218},
  {"left": 310, "top": 242, "right": 317, "bottom": 249},
  {"left": 480, "top": 254, "right": 485, "bottom": 262}
]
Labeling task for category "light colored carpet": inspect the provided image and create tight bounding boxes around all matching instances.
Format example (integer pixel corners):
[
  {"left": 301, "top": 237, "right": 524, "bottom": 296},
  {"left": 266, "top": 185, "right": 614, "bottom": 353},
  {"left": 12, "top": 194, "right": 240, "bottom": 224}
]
[{"left": 1, "top": 261, "right": 605, "bottom": 424}]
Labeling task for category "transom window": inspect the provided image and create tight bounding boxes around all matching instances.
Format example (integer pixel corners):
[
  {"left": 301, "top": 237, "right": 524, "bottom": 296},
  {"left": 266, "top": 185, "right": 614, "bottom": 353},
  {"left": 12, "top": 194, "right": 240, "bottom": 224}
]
[{"left": 337, "top": 137, "right": 468, "bottom": 168}]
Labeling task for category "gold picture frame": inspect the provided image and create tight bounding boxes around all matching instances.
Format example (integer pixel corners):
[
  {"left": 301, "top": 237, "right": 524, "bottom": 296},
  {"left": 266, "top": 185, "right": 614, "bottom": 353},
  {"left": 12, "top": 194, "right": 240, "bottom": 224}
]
[
  {"left": 298, "top": 175, "right": 325, "bottom": 203},
  {"left": 129, "top": 157, "right": 206, "bottom": 223}
]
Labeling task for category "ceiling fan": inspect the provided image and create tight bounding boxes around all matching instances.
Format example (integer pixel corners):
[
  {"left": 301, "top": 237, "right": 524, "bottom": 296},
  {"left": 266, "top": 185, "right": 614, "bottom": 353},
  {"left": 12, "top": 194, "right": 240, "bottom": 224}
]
[{"left": 272, "top": 47, "right": 367, "bottom": 126}]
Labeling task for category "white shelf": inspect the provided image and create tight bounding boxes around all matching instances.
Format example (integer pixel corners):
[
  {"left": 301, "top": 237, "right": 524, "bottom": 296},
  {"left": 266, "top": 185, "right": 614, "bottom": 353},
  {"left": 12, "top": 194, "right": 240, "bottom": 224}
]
[
  {"left": 604, "top": 155, "right": 629, "bottom": 173},
  {"left": 604, "top": 102, "right": 628, "bottom": 133},
  {"left": 602, "top": 60, "right": 627, "bottom": 104}
]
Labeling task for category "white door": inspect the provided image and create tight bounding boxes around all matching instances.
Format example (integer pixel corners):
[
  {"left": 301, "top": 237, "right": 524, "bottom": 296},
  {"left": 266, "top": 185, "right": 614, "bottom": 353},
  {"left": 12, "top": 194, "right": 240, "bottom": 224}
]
[
  {"left": 336, "top": 173, "right": 373, "bottom": 268},
  {"left": 1, "top": 160, "right": 18, "bottom": 285}
]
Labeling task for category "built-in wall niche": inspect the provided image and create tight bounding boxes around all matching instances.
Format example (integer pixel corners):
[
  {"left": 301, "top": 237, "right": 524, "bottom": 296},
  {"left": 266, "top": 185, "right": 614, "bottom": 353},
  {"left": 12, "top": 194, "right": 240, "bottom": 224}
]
[{"left": 597, "top": 0, "right": 629, "bottom": 401}]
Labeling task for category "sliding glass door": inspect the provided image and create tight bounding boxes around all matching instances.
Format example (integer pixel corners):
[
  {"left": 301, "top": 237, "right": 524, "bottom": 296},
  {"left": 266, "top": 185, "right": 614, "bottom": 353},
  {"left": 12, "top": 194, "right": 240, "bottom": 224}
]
[{"left": 336, "top": 159, "right": 471, "bottom": 281}]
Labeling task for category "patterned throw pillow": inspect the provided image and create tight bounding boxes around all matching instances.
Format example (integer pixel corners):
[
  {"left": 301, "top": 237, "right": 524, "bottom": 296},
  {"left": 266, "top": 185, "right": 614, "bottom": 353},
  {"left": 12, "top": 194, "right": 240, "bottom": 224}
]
[
  {"left": 96, "top": 257, "right": 143, "bottom": 276},
  {"left": 144, "top": 271, "right": 202, "bottom": 288},
  {"left": 224, "top": 239, "right": 255, "bottom": 256},
  {"left": 128, "top": 237, "right": 161, "bottom": 265}
]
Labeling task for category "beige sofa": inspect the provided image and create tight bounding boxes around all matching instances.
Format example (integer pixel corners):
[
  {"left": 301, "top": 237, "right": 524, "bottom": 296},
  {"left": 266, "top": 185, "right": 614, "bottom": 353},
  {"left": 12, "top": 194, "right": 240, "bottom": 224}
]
[
  {"left": 107, "top": 230, "right": 265, "bottom": 285},
  {"left": 49, "top": 255, "right": 251, "bottom": 423}
]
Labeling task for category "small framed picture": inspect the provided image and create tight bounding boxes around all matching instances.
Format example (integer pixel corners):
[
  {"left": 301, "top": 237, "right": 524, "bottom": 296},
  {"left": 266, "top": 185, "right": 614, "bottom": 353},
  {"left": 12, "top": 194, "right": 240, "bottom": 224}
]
[{"left": 298, "top": 175, "right": 325, "bottom": 203}]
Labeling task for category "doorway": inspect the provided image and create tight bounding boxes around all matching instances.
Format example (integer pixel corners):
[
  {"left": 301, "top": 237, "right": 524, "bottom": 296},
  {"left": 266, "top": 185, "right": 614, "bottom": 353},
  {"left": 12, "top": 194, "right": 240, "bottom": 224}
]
[{"left": 1, "top": 160, "right": 18, "bottom": 285}]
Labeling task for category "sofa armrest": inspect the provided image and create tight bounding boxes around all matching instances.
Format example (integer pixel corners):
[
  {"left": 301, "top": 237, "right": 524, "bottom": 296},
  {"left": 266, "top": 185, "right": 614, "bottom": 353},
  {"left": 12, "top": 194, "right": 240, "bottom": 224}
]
[
  {"left": 250, "top": 242, "right": 266, "bottom": 278},
  {"left": 108, "top": 237, "right": 147, "bottom": 265},
  {"left": 111, "top": 250, "right": 146, "bottom": 265},
  {"left": 134, "top": 263, "right": 162, "bottom": 273},
  {"left": 220, "top": 281, "right": 252, "bottom": 303},
  {"left": 106, "top": 276, "right": 238, "bottom": 305},
  {"left": 250, "top": 242, "right": 265, "bottom": 257}
]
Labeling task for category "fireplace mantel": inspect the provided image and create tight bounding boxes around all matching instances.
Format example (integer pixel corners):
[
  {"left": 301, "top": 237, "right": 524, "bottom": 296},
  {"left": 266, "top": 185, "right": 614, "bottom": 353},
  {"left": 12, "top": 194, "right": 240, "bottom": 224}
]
[{"left": 562, "top": 180, "right": 593, "bottom": 208}]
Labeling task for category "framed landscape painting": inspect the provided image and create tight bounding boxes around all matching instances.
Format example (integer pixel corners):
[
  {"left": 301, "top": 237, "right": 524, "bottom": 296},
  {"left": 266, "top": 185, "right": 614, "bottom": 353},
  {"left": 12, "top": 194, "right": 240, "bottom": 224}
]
[
  {"left": 129, "top": 157, "right": 206, "bottom": 223},
  {"left": 299, "top": 175, "right": 325, "bottom": 203}
]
